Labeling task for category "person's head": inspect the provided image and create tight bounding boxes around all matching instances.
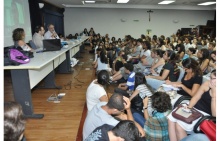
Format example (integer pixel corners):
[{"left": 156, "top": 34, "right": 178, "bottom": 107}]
[
  {"left": 150, "top": 92, "right": 171, "bottom": 113},
  {"left": 12, "top": 28, "right": 25, "bottom": 41},
  {"left": 187, "top": 48, "right": 196, "bottom": 55},
  {"left": 163, "top": 50, "right": 176, "bottom": 61},
  {"left": 99, "top": 50, "right": 108, "bottom": 64},
  {"left": 137, "top": 38, "right": 142, "bottom": 46},
  {"left": 111, "top": 120, "right": 140, "bottom": 141},
  {"left": 4, "top": 101, "right": 26, "bottom": 141},
  {"left": 106, "top": 93, "right": 125, "bottom": 116},
  {"left": 124, "top": 63, "right": 134, "bottom": 74},
  {"left": 142, "top": 40, "right": 151, "bottom": 50},
  {"left": 185, "top": 37, "right": 190, "bottom": 44},
  {"left": 97, "top": 70, "right": 109, "bottom": 86},
  {"left": 134, "top": 72, "right": 146, "bottom": 89},
  {"left": 210, "top": 51, "right": 216, "bottom": 62},
  {"left": 47, "top": 24, "right": 55, "bottom": 33},
  {"left": 197, "top": 48, "right": 209, "bottom": 61},
  {"left": 208, "top": 42, "right": 215, "bottom": 51},
  {"left": 83, "top": 28, "right": 87, "bottom": 32},
  {"left": 35, "top": 25, "right": 45, "bottom": 36},
  {"left": 209, "top": 69, "right": 216, "bottom": 87},
  {"left": 177, "top": 44, "right": 185, "bottom": 54},
  {"left": 182, "top": 58, "right": 202, "bottom": 76}
]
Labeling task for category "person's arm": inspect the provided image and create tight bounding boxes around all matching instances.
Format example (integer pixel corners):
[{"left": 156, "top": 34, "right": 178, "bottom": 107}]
[
  {"left": 94, "top": 60, "right": 98, "bottom": 68},
  {"left": 179, "top": 52, "right": 185, "bottom": 60},
  {"left": 146, "top": 69, "right": 170, "bottom": 80},
  {"left": 209, "top": 81, "right": 216, "bottom": 117},
  {"left": 200, "top": 59, "right": 209, "bottom": 72},
  {"left": 123, "top": 96, "right": 146, "bottom": 137},
  {"left": 188, "top": 81, "right": 209, "bottom": 109},
  {"left": 143, "top": 97, "right": 149, "bottom": 120},
  {"left": 151, "top": 59, "right": 165, "bottom": 70},
  {"left": 129, "top": 89, "right": 140, "bottom": 101},
  {"left": 118, "top": 83, "right": 128, "bottom": 90},
  {"left": 176, "top": 83, "right": 201, "bottom": 97},
  {"left": 99, "top": 95, "right": 108, "bottom": 102}
]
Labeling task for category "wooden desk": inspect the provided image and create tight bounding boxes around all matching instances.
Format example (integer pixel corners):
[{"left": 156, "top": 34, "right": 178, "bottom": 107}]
[{"left": 4, "top": 36, "right": 89, "bottom": 118}]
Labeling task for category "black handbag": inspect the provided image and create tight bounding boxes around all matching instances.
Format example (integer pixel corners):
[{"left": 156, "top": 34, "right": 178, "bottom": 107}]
[
  {"left": 16, "top": 46, "right": 34, "bottom": 58},
  {"left": 131, "top": 94, "right": 143, "bottom": 112}
]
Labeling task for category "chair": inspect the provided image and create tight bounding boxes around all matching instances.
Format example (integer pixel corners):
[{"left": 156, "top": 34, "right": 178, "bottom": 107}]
[{"left": 29, "top": 40, "right": 37, "bottom": 49}]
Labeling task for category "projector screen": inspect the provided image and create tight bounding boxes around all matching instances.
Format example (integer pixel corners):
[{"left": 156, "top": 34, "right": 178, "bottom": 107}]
[{"left": 4, "top": 0, "right": 32, "bottom": 47}]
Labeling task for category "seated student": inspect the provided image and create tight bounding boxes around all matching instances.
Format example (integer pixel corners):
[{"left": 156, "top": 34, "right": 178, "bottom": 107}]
[
  {"left": 144, "top": 49, "right": 165, "bottom": 76},
  {"left": 85, "top": 120, "right": 140, "bottom": 141},
  {"left": 168, "top": 70, "right": 216, "bottom": 141},
  {"left": 83, "top": 93, "right": 145, "bottom": 140},
  {"left": 12, "top": 28, "right": 33, "bottom": 51},
  {"left": 145, "top": 50, "right": 179, "bottom": 90},
  {"left": 186, "top": 47, "right": 198, "bottom": 60},
  {"left": 94, "top": 49, "right": 111, "bottom": 73},
  {"left": 129, "top": 72, "right": 153, "bottom": 114},
  {"left": 86, "top": 70, "right": 109, "bottom": 111},
  {"left": 112, "top": 51, "right": 126, "bottom": 74},
  {"left": 166, "top": 58, "right": 203, "bottom": 97},
  {"left": 176, "top": 44, "right": 185, "bottom": 60},
  {"left": 132, "top": 92, "right": 171, "bottom": 141},
  {"left": 81, "top": 28, "right": 89, "bottom": 36},
  {"left": 133, "top": 40, "right": 154, "bottom": 72},
  {"left": 207, "top": 51, "right": 216, "bottom": 74},
  {"left": 197, "top": 48, "right": 210, "bottom": 74},
  {"left": 32, "top": 25, "right": 45, "bottom": 49},
  {"left": 114, "top": 63, "right": 135, "bottom": 96},
  {"left": 127, "top": 39, "right": 142, "bottom": 64},
  {"left": 4, "top": 101, "right": 26, "bottom": 141}
]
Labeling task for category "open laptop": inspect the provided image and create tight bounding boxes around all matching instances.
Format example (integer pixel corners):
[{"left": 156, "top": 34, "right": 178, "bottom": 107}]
[{"left": 43, "top": 39, "right": 62, "bottom": 51}]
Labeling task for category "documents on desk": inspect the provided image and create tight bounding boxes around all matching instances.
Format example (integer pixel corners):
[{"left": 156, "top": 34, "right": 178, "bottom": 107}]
[{"left": 161, "top": 84, "right": 180, "bottom": 91}]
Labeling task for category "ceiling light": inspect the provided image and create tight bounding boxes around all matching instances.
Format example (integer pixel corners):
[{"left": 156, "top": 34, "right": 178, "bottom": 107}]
[
  {"left": 117, "top": 0, "right": 129, "bottom": 3},
  {"left": 198, "top": 2, "right": 216, "bottom": 6},
  {"left": 85, "top": 1, "right": 95, "bottom": 3},
  {"left": 158, "top": 0, "right": 175, "bottom": 4}
]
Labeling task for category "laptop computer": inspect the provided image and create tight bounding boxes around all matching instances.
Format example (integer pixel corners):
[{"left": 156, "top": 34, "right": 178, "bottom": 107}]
[{"left": 43, "top": 39, "right": 62, "bottom": 51}]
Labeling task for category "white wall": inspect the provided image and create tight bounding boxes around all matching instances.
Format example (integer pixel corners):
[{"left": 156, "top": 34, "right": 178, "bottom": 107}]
[{"left": 64, "top": 8, "right": 215, "bottom": 39}]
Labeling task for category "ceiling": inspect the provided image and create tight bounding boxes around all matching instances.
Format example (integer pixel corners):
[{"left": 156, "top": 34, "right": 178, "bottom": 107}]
[{"left": 42, "top": 0, "right": 216, "bottom": 10}]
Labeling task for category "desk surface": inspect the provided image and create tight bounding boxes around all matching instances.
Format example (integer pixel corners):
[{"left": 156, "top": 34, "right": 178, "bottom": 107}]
[{"left": 4, "top": 36, "right": 89, "bottom": 70}]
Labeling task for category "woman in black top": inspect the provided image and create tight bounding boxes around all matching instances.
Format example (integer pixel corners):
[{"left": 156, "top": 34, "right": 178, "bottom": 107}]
[
  {"left": 166, "top": 58, "right": 203, "bottom": 97},
  {"left": 168, "top": 70, "right": 216, "bottom": 141}
]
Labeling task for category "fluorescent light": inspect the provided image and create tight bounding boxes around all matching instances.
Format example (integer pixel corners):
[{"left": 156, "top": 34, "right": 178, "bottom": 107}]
[
  {"left": 85, "top": 1, "right": 95, "bottom": 3},
  {"left": 198, "top": 2, "right": 216, "bottom": 6},
  {"left": 158, "top": 1, "right": 175, "bottom": 4},
  {"left": 117, "top": 0, "right": 129, "bottom": 3}
]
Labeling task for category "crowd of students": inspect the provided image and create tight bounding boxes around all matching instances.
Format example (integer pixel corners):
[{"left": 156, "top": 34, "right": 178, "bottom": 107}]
[
  {"left": 5, "top": 26, "right": 216, "bottom": 141},
  {"left": 84, "top": 28, "right": 216, "bottom": 141}
]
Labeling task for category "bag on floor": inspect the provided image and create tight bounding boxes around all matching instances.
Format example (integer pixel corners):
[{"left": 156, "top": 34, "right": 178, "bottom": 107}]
[{"left": 200, "top": 120, "right": 216, "bottom": 141}]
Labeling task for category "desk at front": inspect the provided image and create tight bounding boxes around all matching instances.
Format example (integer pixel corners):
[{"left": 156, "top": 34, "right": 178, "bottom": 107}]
[{"left": 4, "top": 37, "right": 89, "bottom": 119}]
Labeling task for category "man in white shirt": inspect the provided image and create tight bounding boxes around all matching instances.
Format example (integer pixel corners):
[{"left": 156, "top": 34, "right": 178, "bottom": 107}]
[
  {"left": 184, "top": 37, "right": 192, "bottom": 51},
  {"left": 32, "top": 26, "right": 45, "bottom": 49},
  {"left": 44, "top": 24, "right": 60, "bottom": 39}
]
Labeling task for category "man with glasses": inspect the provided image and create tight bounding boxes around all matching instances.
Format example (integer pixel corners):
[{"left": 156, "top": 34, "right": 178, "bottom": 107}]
[
  {"left": 44, "top": 24, "right": 59, "bottom": 39},
  {"left": 32, "top": 25, "right": 45, "bottom": 49}
]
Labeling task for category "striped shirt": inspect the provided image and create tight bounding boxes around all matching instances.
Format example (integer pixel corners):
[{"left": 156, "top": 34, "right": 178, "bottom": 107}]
[
  {"left": 144, "top": 112, "right": 170, "bottom": 141},
  {"left": 126, "top": 71, "right": 135, "bottom": 91},
  {"left": 136, "top": 84, "right": 152, "bottom": 99}
]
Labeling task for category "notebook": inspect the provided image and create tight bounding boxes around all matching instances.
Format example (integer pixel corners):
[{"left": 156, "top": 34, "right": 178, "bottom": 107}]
[{"left": 43, "top": 39, "right": 62, "bottom": 51}]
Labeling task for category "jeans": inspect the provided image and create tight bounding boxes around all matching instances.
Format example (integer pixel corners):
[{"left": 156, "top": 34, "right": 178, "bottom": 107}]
[
  {"left": 132, "top": 112, "right": 146, "bottom": 128},
  {"left": 180, "top": 133, "right": 209, "bottom": 141}
]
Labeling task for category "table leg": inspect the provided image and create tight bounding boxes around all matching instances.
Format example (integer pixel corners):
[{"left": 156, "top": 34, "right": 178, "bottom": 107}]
[
  {"left": 57, "top": 51, "right": 73, "bottom": 74},
  {"left": 39, "top": 70, "right": 62, "bottom": 89},
  {"left": 10, "top": 70, "right": 44, "bottom": 119}
]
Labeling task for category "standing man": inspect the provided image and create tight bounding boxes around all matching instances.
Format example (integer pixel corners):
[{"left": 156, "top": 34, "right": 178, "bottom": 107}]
[
  {"left": 32, "top": 25, "right": 45, "bottom": 49},
  {"left": 44, "top": 24, "right": 59, "bottom": 39}
]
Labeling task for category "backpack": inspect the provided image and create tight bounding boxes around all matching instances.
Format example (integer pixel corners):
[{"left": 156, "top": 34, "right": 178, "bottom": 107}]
[{"left": 4, "top": 46, "right": 30, "bottom": 66}]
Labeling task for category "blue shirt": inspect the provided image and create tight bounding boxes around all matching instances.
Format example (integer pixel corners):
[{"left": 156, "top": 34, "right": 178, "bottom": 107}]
[{"left": 126, "top": 71, "right": 135, "bottom": 91}]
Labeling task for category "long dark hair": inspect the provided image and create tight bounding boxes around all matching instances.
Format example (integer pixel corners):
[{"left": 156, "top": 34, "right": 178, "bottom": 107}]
[
  {"left": 99, "top": 50, "right": 108, "bottom": 64},
  {"left": 198, "top": 48, "right": 209, "bottom": 65},
  {"left": 134, "top": 72, "right": 146, "bottom": 89},
  {"left": 182, "top": 58, "right": 202, "bottom": 76}
]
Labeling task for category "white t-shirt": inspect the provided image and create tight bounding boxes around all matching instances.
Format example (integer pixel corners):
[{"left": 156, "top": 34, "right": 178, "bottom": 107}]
[
  {"left": 83, "top": 102, "right": 119, "bottom": 140},
  {"left": 44, "top": 30, "right": 60, "bottom": 39},
  {"left": 97, "top": 58, "right": 109, "bottom": 71},
  {"left": 86, "top": 80, "right": 107, "bottom": 111}
]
